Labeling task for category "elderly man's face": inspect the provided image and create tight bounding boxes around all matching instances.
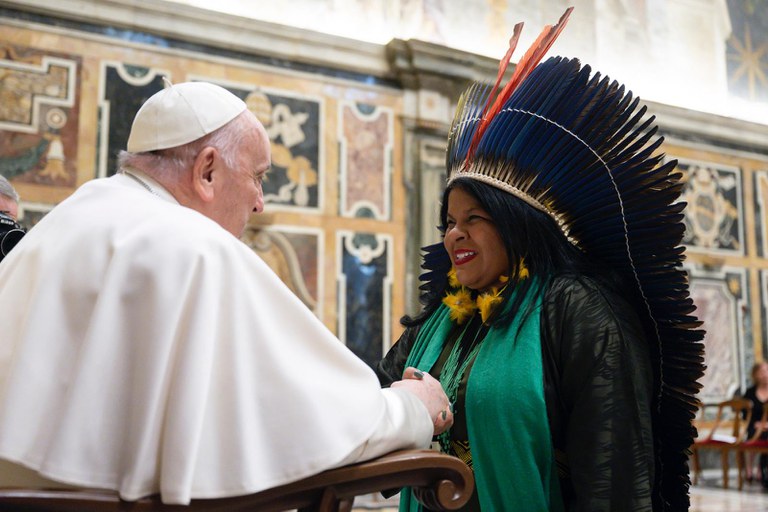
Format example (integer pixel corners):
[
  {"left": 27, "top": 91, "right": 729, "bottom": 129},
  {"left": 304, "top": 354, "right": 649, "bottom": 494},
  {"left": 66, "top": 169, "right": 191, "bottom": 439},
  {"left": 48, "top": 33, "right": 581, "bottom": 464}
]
[
  {"left": 213, "top": 114, "right": 270, "bottom": 237},
  {"left": 0, "top": 195, "right": 18, "bottom": 220}
]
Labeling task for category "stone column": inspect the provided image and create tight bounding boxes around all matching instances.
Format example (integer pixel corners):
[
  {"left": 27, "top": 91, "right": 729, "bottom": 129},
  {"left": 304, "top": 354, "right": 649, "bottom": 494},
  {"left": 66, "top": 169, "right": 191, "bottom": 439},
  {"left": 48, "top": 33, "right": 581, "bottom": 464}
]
[{"left": 386, "top": 39, "right": 499, "bottom": 314}]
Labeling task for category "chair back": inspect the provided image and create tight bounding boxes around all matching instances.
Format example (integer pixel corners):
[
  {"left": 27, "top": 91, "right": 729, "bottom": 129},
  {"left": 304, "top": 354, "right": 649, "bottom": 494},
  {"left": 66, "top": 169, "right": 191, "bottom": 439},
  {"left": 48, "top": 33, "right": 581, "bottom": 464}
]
[{"left": 698, "top": 398, "right": 753, "bottom": 444}]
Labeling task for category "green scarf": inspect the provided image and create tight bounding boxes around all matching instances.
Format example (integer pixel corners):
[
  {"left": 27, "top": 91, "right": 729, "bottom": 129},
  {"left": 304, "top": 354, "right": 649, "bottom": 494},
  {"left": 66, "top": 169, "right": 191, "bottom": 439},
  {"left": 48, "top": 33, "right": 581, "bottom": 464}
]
[{"left": 400, "top": 288, "right": 563, "bottom": 511}]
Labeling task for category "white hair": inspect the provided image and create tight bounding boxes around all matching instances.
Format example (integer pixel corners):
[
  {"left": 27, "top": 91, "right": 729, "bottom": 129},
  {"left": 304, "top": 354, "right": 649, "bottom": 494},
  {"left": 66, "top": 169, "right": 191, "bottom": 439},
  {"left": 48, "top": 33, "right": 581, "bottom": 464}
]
[
  {"left": 0, "top": 175, "right": 19, "bottom": 203},
  {"left": 117, "top": 111, "right": 253, "bottom": 181}
]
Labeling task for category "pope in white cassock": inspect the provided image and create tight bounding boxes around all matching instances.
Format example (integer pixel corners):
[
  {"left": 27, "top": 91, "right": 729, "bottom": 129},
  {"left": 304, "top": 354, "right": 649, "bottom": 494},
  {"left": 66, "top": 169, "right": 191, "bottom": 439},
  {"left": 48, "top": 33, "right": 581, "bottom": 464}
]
[{"left": 0, "top": 81, "right": 453, "bottom": 504}]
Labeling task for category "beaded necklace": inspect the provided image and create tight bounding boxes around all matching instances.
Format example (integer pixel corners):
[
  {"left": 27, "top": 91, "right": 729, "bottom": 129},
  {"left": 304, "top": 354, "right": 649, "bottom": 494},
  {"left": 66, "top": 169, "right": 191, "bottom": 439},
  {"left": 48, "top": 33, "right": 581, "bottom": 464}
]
[
  {"left": 436, "top": 261, "right": 529, "bottom": 454},
  {"left": 437, "top": 316, "right": 486, "bottom": 454}
]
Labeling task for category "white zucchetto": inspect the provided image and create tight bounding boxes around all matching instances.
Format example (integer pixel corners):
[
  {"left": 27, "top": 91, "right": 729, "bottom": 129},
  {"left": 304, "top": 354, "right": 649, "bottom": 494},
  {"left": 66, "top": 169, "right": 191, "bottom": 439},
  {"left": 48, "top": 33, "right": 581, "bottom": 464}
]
[{"left": 127, "top": 81, "right": 247, "bottom": 153}]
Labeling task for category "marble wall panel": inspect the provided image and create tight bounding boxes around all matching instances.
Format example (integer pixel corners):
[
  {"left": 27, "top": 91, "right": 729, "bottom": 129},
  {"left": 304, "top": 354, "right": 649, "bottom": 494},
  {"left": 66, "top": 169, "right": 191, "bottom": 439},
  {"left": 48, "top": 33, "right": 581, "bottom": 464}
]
[
  {"left": 338, "top": 102, "right": 393, "bottom": 220},
  {"left": 755, "top": 170, "right": 768, "bottom": 258},
  {"left": 666, "top": 142, "right": 768, "bottom": 399},
  {"left": 0, "top": 45, "right": 79, "bottom": 187},
  {"left": 678, "top": 159, "right": 744, "bottom": 256},
  {"left": 99, "top": 63, "right": 169, "bottom": 178},
  {"left": 247, "top": 88, "right": 322, "bottom": 212},
  {"left": 242, "top": 225, "right": 322, "bottom": 316},
  {"left": 187, "top": 80, "right": 324, "bottom": 212},
  {"left": 688, "top": 266, "right": 748, "bottom": 402},
  {"left": 337, "top": 231, "right": 392, "bottom": 369}
]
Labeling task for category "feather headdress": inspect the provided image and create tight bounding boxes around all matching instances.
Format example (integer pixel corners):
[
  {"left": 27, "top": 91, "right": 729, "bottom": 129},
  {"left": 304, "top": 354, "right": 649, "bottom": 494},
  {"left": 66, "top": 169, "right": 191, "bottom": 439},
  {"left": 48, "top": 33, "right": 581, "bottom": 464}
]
[{"left": 441, "top": 7, "right": 705, "bottom": 511}]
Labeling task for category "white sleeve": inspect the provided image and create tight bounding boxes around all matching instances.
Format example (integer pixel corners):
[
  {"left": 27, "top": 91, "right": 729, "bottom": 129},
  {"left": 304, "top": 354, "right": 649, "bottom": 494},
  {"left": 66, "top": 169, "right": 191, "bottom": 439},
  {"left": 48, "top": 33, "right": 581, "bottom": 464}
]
[{"left": 332, "top": 388, "right": 433, "bottom": 467}]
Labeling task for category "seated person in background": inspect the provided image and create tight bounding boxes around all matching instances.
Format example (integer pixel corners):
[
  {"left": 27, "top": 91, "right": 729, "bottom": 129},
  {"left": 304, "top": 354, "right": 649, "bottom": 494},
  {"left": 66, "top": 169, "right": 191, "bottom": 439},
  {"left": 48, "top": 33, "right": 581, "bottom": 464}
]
[
  {"left": 0, "top": 81, "right": 453, "bottom": 505},
  {"left": 740, "top": 361, "right": 768, "bottom": 486}
]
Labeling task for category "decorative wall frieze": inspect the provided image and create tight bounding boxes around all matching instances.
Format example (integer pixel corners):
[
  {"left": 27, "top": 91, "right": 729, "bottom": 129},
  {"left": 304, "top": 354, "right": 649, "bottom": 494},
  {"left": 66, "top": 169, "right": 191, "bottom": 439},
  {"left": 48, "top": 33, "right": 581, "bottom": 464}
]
[
  {"left": 652, "top": 101, "right": 768, "bottom": 156},
  {"left": 386, "top": 38, "right": 499, "bottom": 99},
  {"left": 1, "top": 0, "right": 390, "bottom": 79}
]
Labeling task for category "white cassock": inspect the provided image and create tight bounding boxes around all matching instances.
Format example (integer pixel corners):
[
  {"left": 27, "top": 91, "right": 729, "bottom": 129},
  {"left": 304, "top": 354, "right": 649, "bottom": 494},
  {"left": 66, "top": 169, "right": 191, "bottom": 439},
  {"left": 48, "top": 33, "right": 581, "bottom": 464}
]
[{"left": 0, "top": 170, "right": 431, "bottom": 504}]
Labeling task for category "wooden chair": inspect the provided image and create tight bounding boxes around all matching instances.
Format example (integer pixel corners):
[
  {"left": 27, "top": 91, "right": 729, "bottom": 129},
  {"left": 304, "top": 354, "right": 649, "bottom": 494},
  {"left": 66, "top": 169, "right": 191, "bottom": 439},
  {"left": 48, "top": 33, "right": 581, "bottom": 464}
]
[
  {"left": 737, "top": 405, "right": 768, "bottom": 490},
  {"left": 689, "top": 398, "right": 752, "bottom": 489},
  {"left": 0, "top": 449, "right": 473, "bottom": 511}
]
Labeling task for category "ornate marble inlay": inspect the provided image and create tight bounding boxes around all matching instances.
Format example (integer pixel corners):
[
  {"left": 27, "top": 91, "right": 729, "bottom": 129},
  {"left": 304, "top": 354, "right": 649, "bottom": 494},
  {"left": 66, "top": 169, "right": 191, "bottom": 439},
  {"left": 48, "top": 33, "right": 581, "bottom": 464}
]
[
  {"left": 337, "top": 231, "right": 392, "bottom": 368},
  {"left": 99, "top": 63, "right": 169, "bottom": 178},
  {"left": 245, "top": 89, "right": 322, "bottom": 211},
  {"left": 242, "top": 226, "right": 321, "bottom": 316},
  {"left": 339, "top": 102, "right": 393, "bottom": 220},
  {"left": 689, "top": 267, "right": 748, "bottom": 402},
  {"left": 0, "top": 45, "right": 79, "bottom": 186},
  {"left": 679, "top": 160, "right": 743, "bottom": 255},
  {"left": 755, "top": 170, "right": 768, "bottom": 257}
]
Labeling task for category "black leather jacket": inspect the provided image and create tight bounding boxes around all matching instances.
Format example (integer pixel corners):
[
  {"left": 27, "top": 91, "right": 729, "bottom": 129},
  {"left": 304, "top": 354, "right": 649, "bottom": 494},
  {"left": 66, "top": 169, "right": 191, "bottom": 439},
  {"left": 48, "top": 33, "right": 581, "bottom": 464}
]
[{"left": 376, "top": 274, "right": 655, "bottom": 511}]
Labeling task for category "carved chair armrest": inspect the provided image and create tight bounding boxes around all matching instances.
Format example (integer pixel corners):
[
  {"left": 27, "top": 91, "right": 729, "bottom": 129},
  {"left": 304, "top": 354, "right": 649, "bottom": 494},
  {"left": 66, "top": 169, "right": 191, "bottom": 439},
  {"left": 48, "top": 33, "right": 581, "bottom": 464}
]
[{"left": 0, "top": 449, "right": 474, "bottom": 512}]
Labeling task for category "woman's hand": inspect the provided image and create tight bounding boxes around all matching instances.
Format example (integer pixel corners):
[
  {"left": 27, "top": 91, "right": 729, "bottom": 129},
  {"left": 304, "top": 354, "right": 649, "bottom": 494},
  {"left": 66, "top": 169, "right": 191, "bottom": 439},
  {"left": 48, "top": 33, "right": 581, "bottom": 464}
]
[{"left": 392, "top": 367, "right": 454, "bottom": 435}]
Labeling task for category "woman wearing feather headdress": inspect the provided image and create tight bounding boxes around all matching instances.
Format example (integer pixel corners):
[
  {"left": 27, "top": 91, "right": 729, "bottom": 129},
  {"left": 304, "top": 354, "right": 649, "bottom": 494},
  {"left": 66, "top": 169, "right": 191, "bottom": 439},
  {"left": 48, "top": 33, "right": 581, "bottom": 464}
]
[{"left": 376, "top": 7, "right": 705, "bottom": 511}]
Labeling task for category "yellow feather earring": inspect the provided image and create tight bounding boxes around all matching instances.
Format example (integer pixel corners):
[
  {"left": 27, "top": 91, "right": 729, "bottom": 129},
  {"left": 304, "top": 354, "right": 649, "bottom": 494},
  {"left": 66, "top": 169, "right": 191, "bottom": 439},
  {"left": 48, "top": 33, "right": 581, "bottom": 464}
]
[
  {"left": 476, "top": 286, "right": 504, "bottom": 323},
  {"left": 475, "top": 258, "right": 529, "bottom": 322},
  {"left": 447, "top": 267, "right": 461, "bottom": 288},
  {"left": 518, "top": 258, "right": 529, "bottom": 280},
  {"left": 443, "top": 267, "right": 476, "bottom": 324}
]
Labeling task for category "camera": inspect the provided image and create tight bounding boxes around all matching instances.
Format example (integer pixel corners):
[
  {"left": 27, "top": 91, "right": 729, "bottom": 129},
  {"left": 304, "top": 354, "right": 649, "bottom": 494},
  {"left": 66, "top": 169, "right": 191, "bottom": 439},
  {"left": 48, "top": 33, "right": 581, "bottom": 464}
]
[{"left": 0, "top": 212, "right": 25, "bottom": 262}]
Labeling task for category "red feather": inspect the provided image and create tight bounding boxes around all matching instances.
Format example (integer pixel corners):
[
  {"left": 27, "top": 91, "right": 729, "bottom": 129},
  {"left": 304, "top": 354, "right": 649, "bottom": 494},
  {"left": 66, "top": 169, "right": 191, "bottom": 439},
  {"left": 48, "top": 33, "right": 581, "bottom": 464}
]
[
  {"left": 475, "top": 22, "right": 523, "bottom": 135},
  {"left": 465, "top": 6, "right": 574, "bottom": 166}
]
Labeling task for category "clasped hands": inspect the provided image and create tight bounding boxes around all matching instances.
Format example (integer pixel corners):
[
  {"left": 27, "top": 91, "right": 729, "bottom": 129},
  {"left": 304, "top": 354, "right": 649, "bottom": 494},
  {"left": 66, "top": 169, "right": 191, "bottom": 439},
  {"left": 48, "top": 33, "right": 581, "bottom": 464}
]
[{"left": 392, "top": 366, "right": 454, "bottom": 435}]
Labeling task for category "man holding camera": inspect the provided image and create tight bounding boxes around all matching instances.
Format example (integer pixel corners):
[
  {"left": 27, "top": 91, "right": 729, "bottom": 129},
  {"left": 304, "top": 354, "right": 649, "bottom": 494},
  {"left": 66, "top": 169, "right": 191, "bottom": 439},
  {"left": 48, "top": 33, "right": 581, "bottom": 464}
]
[
  {"left": 0, "top": 175, "right": 24, "bottom": 262},
  {"left": 0, "top": 176, "right": 19, "bottom": 221}
]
